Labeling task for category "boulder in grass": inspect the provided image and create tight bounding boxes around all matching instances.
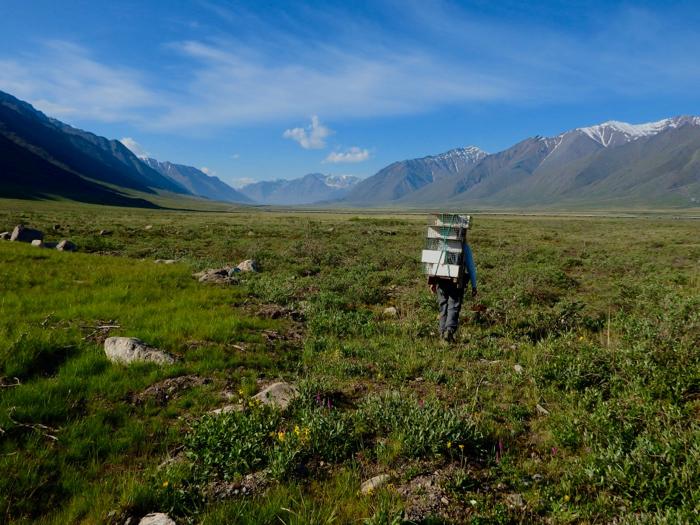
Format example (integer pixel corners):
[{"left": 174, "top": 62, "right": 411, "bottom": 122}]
[
  {"left": 195, "top": 268, "right": 237, "bottom": 284},
  {"left": 138, "top": 514, "right": 176, "bottom": 525},
  {"left": 104, "top": 337, "right": 175, "bottom": 365},
  {"left": 252, "top": 382, "right": 299, "bottom": 410},
  {"left": 56, "top": 240, "right": 77, "bottom": 252},
  {"left": 237, "top": 259, "right": 258, "bottom": 273},
  {"left": 383, "top": 306, "right": 398, "bottom": 318},
  {"left": 0, "top": 232, "right": 10, "bottom": 240},
  {"left": 31, "top": 239, "right": 44, "bottom": 248},
  {"left": 360, "top": 474, "right": 391, "bottom": 495},
  {"left": 10, "top": 225, "right": 43, "bottom": 243}
]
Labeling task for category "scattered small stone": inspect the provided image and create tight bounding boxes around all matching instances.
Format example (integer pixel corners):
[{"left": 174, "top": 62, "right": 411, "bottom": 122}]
[
  {"left": 535, "top": 403, "right": 550, "bottom": 416},
  {"left": 360, "top": 474, "right": 390, "bottom": 495},
  {"left": 237, "top": 259, "right": 258, "bottom": 272},
  {"left": 382, "top": 306, "right": 398, "bottom": 318},
  {"left": 154, "top": 259, "right": 177, "bottom": 264},
  {"left": 440, "top": 497, "right": 449, "bottom": 505},
  {"left": 104, "top": 337, "right": 175, "bottom": 365},
  {"left": 0, "top": 232, "right": 10, "bottom": 240},
  {"left": 52, "top": 224, "right": 61, "bottom": 231},
  {"left": 56, "top": 239, "right": 76, "bottom": 252},
  {"left": 513, "top": 364, "right": 524, "bottom": 374},
  {"left": 10, "top": 225, "right": 44, "bottom": 243},
  {"left": 144, "top": 225, "right": 153, "bottom": 230},
  {"left": 252, "top": 381, "right": 299, "bottom": 409},
  {"left": 138, "top": 513, "right": 175, "bottom": 525},
  {"left": 532, "top": 474, "right": 543, "bottom": 481},
  {"left": 98, "top": 229, "right": 112, "bottom": 236},
  {"left": 327, "top": 227, "right": 335, "bottom": 233},
  {"left": 247, "top": 230, "right": 255, "bottom": 236},
  {"left": 31, "top": 239, "right": 44, "bottom": 248}
]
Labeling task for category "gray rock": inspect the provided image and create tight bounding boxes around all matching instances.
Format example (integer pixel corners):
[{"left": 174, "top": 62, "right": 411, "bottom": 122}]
[
  {"left": 506, "top": 493, "right": 525, "bottom": 508},
  {"left": 360, "top": 474, "right": 391, "bottom": 495},
  {"left": 252, "top": 382, "right": 299, "bottom": 410},
  {"left": 104, "top": 337, "right": 175, "bottom": 365},
  {"left": 513, "top": 364, "right": 524, "bottom": 374},
  {"left": 144, "top": 225, "right": 153, "bottom": 230},
  {"left": 10, "top": 225, "right": 44, "bottom": 243},
  {"left": 31, "top": 239, "right": 44, "bottom": 248},
  {"left": 0, "top": 232, "right": 10, "bottom": 240},
  {"left": 237, "top": 259, "right": 258, "bottom": 272},
  {"left": 56, "top": 240, "right": 76, "bottom": 252},
  {"left": 155, "top": 259, "right": 177, "bottom": 264},
  {"left": 98, "top": 229, "right": 112, "bottom": 236},
  {"left": 138, "top": 513, "right": 176, "bottom": 525},
  {"left": 535, "top": 403, "right": 550, "bottom": 416},
  {"left": 195, "top": 268, "right": 237, "bottom": 284},
  {"left": 210, "top": 403, "right": 244, "bottom": 415},
  {"left": 383, "top": 306, "right": 398, "bottom": 318}
]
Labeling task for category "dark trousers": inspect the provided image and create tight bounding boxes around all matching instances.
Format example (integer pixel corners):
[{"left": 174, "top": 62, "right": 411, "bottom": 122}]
[{"left": 437, "top": 280, "right": 465, "bottom": 333}]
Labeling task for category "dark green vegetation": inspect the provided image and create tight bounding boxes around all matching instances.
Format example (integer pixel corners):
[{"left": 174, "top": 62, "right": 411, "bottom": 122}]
[{"left": 1, "top": 199, "right": 699, "bottom": 524}]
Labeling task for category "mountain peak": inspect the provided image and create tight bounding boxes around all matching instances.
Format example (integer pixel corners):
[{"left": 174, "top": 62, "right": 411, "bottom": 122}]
[{"left": 573, "top": 116, "right": 700, "bottom": 147}]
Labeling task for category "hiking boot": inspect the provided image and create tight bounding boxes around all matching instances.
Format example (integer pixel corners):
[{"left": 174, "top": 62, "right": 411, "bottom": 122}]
[{"left": 442, "top": 329, "right": 455, "bottom": 342}]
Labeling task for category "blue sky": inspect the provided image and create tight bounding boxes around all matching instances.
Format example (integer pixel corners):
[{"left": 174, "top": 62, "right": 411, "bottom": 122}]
[{"left": 1, "top": 0, "right": 699, "bottom": 186}]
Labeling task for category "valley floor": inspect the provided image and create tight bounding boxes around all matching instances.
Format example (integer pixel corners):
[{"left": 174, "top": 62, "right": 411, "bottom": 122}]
[{"left": 0, "top": 200, "right": 698, "bottom": 524}]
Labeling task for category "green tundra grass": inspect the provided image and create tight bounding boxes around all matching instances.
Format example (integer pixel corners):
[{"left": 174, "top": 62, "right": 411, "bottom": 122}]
[{"left": 0, "top": 198, "right": 698, "bottom": 524}]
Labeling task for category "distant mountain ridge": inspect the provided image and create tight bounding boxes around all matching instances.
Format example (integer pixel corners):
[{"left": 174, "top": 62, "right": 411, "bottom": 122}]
[
  {"left": 141, "top": 157, "right": 253, "bottom": 204},
  {"left": 348, "top": 117, "right": 700, "bottom": 208},
  {"left": 343, "top": 146, "right": 487, "bottom": 205},
  {"left": 239, "top": 173, "right": 360, "bottom": 205}
]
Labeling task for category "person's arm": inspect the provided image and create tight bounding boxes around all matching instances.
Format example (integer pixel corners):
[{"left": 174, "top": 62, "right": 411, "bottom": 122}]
[{"left": 463, "top": 244, "right": 477, "bottom": 296}]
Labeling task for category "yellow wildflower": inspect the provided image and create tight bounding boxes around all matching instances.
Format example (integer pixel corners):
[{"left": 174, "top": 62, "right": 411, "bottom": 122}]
[
  {"left": 238, "top": 389, "right": 244, "bottom": 395},
  {"left": 447, "top": 441, "right": 452, "bottom": 449},
  {"left": 294, "top": 425, "right": 301, "bottom": 435},
  {"left": 564, "top": 495, "right": 570, "bottom": 502},
  {"left": 459, "top": 444, "right": 465, "bottom": 451},
  {"left": 278, "top": 431, "right": 286, "bottom": 442},
  {"left": 162, "top": 480, "right": 169, "bottom": 488}
]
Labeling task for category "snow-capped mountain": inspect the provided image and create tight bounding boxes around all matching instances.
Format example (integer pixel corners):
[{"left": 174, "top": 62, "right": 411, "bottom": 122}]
[
  {"left": 398, "top": 116, "right": 700, "bottom": 207},
  {"left": 573, "top": 116, "right": 700, "bottom": 148},
  {"left": 239, "top": 173, "right": 361, "bottom": 205},
  {"left": 343, "top": 146, "right": 486, "bottom": 204}
]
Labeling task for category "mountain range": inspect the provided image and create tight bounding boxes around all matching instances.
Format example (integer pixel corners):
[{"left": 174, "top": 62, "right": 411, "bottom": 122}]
[
  {"left": 140, "top": 157, "right": 253, "bottom": 204},
  {"left": 0, "top": 89, "right": 250, "bottom": 207},
  {"left": 1, "top": 87, "right": 699, "bottom": 209},
  {"left": 346, "top": 118, "right": 700, "bottom": 208},
  {"left": 238, "top": 173, "right": 360, "bottom": 205}
]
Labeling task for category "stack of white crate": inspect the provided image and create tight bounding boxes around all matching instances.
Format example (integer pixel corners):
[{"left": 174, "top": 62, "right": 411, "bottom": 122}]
[{"left": 421, "top": 213, "right": 470, "bottom": 281}]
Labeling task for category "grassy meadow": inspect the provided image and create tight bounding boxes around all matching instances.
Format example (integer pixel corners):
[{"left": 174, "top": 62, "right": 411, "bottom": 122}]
[{"left": 0, "top": 198, "right": 699, "bottom": 524}]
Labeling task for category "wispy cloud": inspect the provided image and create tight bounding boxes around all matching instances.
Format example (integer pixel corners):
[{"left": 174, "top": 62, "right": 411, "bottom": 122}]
[
  {"left": 2, "top": 3, "right": 700, "bottom": 132},
  {"left": 283, "top": 116, "right": 331, "bottom": 149},
  {"left": 324, "top": 147, "right": 370, "bottom": 163},
  {"left": 119, "top": 137, "right": 149, "bottom": 158},
  {"left": 0, "top": 41, "right": 160, "bottom": 124},
  {"left": 200, "top": 166, "right": 215, "bottom": 175}
]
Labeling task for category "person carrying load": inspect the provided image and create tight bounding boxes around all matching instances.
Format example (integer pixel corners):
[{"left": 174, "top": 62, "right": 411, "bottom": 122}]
[{"left": 421, "top": 213, "right": 477, "bottom": 342}]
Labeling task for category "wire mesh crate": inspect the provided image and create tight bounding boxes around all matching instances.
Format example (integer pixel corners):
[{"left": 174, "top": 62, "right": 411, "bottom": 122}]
[{"left": 421, "top": 212, "right": 471, "bottom": 280}]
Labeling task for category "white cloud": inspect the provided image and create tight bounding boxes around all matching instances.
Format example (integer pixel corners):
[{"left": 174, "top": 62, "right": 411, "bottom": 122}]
[
  {"left": 283, "top": 116, "right": 331, "bottom": 149},
  {"left": 231, "top": 177, "right": 256, "bottom": 188},
  {"left": 324, "top": 147, "right": 370, "bottom": 163},
  {"left": 120, "top": 137, "right": 149, "bottom": 158},
  {"left": 200, "top": 166, "right": 214, "bottom": 175}
]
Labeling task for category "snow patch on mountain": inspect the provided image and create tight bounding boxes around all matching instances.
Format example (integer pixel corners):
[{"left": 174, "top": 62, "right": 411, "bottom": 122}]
[{"left": 573, "top": 116, "right": 700, "bottom": 147}]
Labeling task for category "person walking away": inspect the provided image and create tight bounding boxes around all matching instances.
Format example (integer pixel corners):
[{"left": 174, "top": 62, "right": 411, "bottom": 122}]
[{"left": 429, "top": 241, "right": 477, "bottom": 342}]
